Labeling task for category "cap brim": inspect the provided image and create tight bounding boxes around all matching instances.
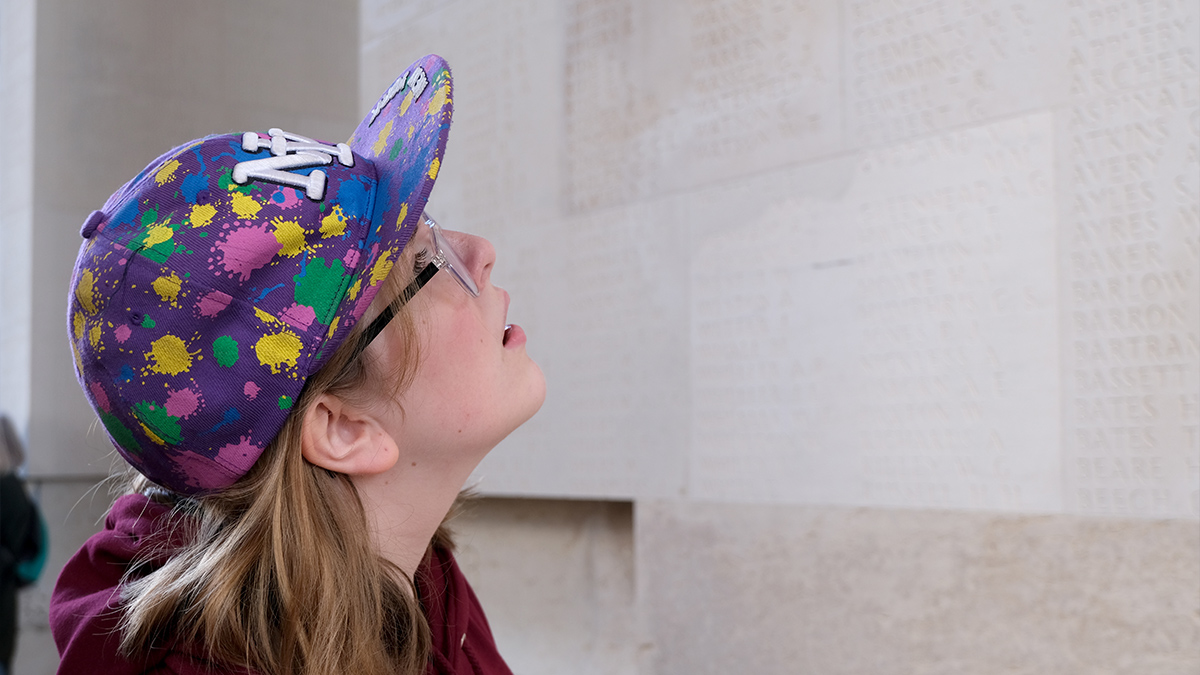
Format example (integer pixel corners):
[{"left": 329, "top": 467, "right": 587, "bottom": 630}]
[{"left": 320, "top": 54, "right": 454, "bottom": 364}]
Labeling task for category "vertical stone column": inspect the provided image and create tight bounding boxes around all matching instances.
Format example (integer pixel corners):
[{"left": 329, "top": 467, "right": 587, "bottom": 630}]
[{"left": 0, "top": 0, "right": 35, "bottom": 444}]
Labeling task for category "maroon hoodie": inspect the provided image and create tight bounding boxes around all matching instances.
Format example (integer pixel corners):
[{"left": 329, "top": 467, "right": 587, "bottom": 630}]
[{"left": 50, "top": 494, "right": 513, "bottom": 675}]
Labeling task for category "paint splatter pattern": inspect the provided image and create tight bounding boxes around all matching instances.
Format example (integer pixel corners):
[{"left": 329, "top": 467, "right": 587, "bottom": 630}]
[{"left": 68, "top": 56, "right": 453, "bottom": 494}]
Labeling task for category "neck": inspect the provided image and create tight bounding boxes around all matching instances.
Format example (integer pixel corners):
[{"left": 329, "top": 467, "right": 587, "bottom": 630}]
[{"left": 353, "top": 455, "right": 475, "bottom": 581}]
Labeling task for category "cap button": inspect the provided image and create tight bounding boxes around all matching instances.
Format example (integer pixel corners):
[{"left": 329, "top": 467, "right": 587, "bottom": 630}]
[{"left": 80, "top": 210, "right": 106, "bottom": 239}]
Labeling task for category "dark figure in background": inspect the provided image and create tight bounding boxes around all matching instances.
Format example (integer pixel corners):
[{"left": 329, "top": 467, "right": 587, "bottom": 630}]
[{"left": 0, "top": 415, "right": 35, "bottom": 675}]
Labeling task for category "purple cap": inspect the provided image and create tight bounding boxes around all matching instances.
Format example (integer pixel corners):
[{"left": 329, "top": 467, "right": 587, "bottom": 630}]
[{"left": 66, "top": 55, "right": 453, "bottom": 494}]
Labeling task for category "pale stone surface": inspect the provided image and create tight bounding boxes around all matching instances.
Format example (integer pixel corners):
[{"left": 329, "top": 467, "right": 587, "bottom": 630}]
[
  {"left": 12, "top": 627, "right": 56, "bottom": 675},
  {"left": 691, "top": 113, "right": 1061, "bottom": 511},
  {"left": 563, "top": 0, "right": 843, "bottom": 211},
  {"left": 1067, "top": 0, "right": 1199, "bottom": 100},
  {"left": 0, "top": 0, "right": 36, "bottom": 436},
  {"left": 638, "top": 499, "right": 1200, "bottom": 675},
  {"left": 846, "top": 0, "right": 1071, "bottom": 146},
  {"left": 470, "top": 201, "right": 691, "bottom": 499},
  {"left": 452, "top": 498, "right": 638, "bottom": 675}
]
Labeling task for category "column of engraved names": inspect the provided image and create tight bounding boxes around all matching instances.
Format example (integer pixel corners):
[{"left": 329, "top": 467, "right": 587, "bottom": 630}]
[
  {"left": 692, "top": 257, "right": 815, "bottom": 495},
  {"left": 853, "top": 119, "right": 1055, "bottom": 510},
  {"left": 1065, "top": 79, "right": 1200, "bottom": 518},
  {"left": 564, "top": 0, "right": 642, "bottom": 213}
]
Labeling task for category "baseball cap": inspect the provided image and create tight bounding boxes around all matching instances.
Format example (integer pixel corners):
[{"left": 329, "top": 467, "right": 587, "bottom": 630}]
[{"left": 66, "top": 54, "right": 453, "bottom": 495}]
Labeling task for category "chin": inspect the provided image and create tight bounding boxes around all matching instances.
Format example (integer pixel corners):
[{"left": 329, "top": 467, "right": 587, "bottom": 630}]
[
  {"left": 515, "top": 362, "right": 547, "bottom": 426},
  {"left": 497, "top": 362, "right": 546, "bottom": 445},
  {"left": 468, "top": 361, "right": 545, "bottom": 457}
]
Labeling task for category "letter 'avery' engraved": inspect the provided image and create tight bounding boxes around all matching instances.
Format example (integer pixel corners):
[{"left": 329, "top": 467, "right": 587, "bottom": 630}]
[{"left": 233, "top": 128, "right": 355, "bottom": 200}]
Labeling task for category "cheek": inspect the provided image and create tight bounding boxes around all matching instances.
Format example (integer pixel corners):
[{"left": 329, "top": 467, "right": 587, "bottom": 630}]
[
  {"left": 429, "top": 308, "right": 495, "bottom": 372},
  {"left": 407, "top": 312, "right": 498, "bottom": 416}
]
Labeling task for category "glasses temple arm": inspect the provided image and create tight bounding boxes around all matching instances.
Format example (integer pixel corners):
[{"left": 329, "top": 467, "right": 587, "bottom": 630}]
[{"left": 351, "top": 262, "right": 440, "bottom": 355}]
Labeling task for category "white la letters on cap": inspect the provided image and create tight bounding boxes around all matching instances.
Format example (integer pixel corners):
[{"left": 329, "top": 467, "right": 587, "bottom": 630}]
[{"left": 233, "top": 129, "right": 354, "bottom": 200}]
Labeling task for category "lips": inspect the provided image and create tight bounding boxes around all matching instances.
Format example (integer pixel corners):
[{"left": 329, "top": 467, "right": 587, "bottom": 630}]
[
  {"left": 503, "top": 323, "right": 526, "bottom": 348},
  {"left": 497, "top": 287, "right": 527, "bottom": 347}
]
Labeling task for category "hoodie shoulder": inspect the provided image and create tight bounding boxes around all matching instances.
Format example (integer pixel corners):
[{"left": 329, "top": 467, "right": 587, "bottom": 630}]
[{"left": 49, "top": 494, "right": 194, "bottom": 675}]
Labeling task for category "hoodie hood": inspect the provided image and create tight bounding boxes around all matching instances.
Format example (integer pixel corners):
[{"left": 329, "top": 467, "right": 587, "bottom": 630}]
[{"left": 49, "top": 494, "right": 247, "bottom": 674}]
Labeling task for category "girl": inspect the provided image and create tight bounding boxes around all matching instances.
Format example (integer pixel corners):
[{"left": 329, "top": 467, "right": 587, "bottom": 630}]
[{"left": 51, "top": 54, "right": 544, "bottom": 675}]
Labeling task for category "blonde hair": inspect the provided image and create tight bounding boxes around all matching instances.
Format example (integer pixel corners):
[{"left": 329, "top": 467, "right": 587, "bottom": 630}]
[{"left": 117, "top": 264, "right": 450, "bottom": 675}]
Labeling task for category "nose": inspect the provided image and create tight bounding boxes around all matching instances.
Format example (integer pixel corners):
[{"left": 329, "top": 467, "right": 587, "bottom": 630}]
[{"left": 444, "top": 229, "right": 494, "bottom": 288}]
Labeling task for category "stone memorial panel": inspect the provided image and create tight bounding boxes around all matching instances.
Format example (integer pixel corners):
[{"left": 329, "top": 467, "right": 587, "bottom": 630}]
[
  {"left": 847, "top": 0, "right": 1070, "bottom": 146},
  {"left": 692, "top": 114, "right": 1060, "bottom": 511},
  {"left": 360, "top": 0, "right": 1199, "bottom": 516},
  {"left": 564, "top": 0, "right": 842, "bottom": 212}
]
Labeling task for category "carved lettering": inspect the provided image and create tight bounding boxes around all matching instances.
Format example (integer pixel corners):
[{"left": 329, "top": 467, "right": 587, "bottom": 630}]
[
  {"left": 1077, "top": 487, "right": 1175, "bottom": 514},
  {"left": 1075, "top": 426, "right": 1159, "bottom": 451},
  {"left": 850, "top": 0, "right": 1066, "bottom": 144},
  {"left": 1065, "top": 22, "right": 1199, "bottom": 517}
]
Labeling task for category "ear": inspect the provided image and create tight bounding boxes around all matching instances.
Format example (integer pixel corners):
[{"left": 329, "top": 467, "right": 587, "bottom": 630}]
[{"left": 300, "top": 394, "right": 399, "bottom": 476}]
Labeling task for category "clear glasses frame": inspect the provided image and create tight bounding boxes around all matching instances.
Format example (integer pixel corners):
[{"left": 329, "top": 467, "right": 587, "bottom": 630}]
[{"left": 355, "top": 212, "right": 478, "bottom": 351}]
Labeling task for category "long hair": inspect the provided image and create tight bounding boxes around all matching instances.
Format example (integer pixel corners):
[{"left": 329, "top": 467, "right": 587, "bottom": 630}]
[{"left": 117, "top": 261, "right": 444, "bottom": 675}]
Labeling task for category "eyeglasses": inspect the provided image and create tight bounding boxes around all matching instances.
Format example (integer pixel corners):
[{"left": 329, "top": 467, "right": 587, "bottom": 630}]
[{"left": 354, "top": 212, "right": 478, "bottom": 351}]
